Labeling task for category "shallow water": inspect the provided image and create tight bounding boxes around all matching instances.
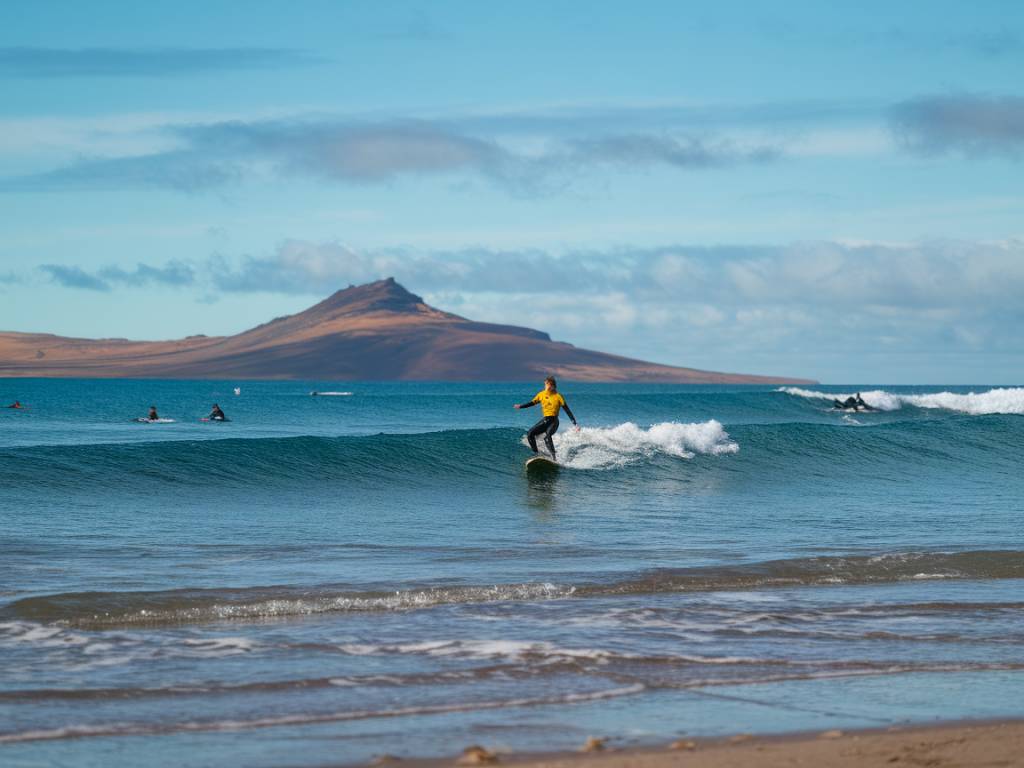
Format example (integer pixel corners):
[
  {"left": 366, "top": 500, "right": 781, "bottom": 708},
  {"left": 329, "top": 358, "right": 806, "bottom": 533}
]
[{"left": 1, "top": 381, "right": 1022, "bottom": 766}]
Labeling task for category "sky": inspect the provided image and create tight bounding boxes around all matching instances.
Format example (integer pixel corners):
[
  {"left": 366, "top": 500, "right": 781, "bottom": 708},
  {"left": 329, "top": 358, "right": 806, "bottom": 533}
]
[{"left": 1, "top": 1, "right": 1022, "bottom": 383}]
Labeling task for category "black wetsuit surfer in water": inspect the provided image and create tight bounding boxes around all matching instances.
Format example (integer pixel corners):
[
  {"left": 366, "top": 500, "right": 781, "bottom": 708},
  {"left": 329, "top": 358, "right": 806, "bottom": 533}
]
[
  {"left": 833, "top": 393, "right": 873, "bottom": 411},
  {"left": 514, "top": 376, "right": 578, "bottom": 461}
]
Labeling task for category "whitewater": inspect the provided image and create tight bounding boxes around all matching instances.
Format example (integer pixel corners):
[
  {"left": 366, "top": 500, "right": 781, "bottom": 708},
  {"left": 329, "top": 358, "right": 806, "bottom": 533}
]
[
  {"left": 1, "top": 380, "right": 1022, "bottom": 767},
  {"left": 778, "top": 386, "right": 1024, "bottom": 414},
  {"left": 530, "top": 419, "right": 738, "bottom": 469}
]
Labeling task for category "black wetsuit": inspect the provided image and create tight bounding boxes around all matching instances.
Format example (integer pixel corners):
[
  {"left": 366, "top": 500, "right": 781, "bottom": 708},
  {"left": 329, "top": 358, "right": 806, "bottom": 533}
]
[
  {"left": 209, "top": 408, "right": 226, "bottom": 421},
  {"left": 833, "top": 396, "right": 873, "bottom": 411},
  {"left": 518, "top": 395, "right": 577, "bottom": 460}
]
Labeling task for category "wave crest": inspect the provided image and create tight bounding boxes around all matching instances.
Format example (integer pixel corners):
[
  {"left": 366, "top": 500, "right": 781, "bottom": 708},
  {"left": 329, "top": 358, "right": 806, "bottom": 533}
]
[
  {"left": 543, "top": 420, "right": 739, "bottom": 469},
  {"left": 779, "top": 386, "right": 1024, "bottom": 415},
  {"left": 6, "top": 550, "right": 1020, "bottom": 629}
]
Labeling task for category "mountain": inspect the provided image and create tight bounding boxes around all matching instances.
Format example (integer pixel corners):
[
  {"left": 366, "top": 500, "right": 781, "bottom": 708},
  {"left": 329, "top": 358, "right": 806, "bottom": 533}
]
[{"left": 0, "top": 278, "right": 814, "bottom": 383}]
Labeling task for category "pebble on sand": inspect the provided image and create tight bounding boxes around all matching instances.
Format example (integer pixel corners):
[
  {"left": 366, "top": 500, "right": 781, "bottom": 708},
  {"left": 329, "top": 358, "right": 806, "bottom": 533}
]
[
  {"left": 669, "top": 739, "right": 697, "bottom": 751},
  {"left": 456, "top": 746, "right": 499, "bottom": 765},
  {"left": 580, "top": 737, "right": 607, "bottom": 753}
]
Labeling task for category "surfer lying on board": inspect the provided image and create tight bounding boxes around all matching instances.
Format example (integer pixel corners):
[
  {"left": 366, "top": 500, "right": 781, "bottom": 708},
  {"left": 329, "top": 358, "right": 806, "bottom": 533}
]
[
  {"left": 5, "top": 400, "right": 22, "bottom": 409},
  {"left": 833, "top": 393, "right": 874, "bottom": 411},
  {"left": 514, "top": 376, "right": 578, "bottom": 461}
]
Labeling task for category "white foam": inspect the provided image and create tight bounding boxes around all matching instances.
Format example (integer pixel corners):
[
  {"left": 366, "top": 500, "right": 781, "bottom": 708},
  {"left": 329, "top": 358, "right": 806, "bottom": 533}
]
[
  {"left": 779, "top": 386, "right": 1024, "bottom": 415},
  {"left": 336, "top": 639, "right": 622, "bottom": 661},
  {"left": 0, "top": 621, "right": 90, "bottom": 647},
  {"left": 179, "top": 637, "right": 257, "bottom": 655},
  {"left": 333, "top": 638, "right": 771, "bottom": 667},
  {"left": 534, "top": 420, "right": 738, "bottom": 469},
  {"left": 900, "top": 388, "right": 1024, "bottom": 415}
]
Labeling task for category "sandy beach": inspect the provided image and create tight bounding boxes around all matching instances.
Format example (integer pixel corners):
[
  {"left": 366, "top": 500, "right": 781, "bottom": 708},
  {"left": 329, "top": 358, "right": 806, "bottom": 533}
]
[{"left": 421, "top": 720, "right": 1024, "bottom": 768}]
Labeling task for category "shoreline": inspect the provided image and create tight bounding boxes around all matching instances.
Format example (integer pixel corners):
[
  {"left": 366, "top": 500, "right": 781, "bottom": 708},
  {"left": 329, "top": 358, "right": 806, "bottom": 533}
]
[{"left": 395, "top": 719, "right": 1024, "bottom": 768}]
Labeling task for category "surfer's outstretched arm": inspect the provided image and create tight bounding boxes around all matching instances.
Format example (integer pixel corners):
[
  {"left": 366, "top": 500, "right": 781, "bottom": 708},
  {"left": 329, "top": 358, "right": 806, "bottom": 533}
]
[
  {"left": 561, "top": 400, "right": 578, "bottom": 426},
  {"left": 514, "top": 398, "right": 539, "bottom": 410}
]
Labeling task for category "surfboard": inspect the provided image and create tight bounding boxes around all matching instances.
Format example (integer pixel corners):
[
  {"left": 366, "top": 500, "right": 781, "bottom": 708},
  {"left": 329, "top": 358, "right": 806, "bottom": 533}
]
[
  {"left": 525, "top": 455, "right": 559, "bottom": 471},
  {"left": 134, "top": 418, "right": 175, "bottom": 423}
]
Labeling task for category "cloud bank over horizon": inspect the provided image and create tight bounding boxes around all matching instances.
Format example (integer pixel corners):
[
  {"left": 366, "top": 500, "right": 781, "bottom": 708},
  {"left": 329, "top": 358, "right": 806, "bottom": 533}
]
[
  {"left": 26, "top": 238, "right": 1024, "bottom": 381},
  {"left": 36, "top": 237, "right": 1024, "bottom": 301}
]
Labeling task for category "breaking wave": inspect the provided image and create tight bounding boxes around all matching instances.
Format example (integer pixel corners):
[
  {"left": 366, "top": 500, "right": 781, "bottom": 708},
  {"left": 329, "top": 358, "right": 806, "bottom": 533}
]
[
  {"left": 5, "top": 550, "right": 1020, "bottom": 629},
  {"left": 541, "top": 420, "right": 738, "bottom": 469},
  {"left": 0, "top": 421, "right": 739, "bottom": 493},
  {"left": 778, "top": 387, "right": 1024, "bottom": 415}
]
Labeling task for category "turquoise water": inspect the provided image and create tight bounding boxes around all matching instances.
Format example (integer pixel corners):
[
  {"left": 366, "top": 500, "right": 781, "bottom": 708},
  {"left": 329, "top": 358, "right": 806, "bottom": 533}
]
[{"left": 1, "top": 381, "right": 1023, "bottom": 766}]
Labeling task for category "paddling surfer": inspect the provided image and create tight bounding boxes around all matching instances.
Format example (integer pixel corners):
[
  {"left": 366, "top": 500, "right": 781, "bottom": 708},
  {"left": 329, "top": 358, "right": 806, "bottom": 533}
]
[{"left": 832, "top": 393, "right": 874, "bottom": 411}]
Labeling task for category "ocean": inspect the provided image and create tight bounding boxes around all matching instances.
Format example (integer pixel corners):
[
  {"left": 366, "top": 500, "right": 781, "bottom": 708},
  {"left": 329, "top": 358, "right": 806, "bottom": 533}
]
[{"left": 1, "top": 380, "right": 1022, "bottom": 766}]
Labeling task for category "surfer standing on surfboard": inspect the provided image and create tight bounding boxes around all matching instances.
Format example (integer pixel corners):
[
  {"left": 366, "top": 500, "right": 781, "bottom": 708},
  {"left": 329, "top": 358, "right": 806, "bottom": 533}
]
[{"left": 514, "top": 376, "right": 578, "bottom": 461}]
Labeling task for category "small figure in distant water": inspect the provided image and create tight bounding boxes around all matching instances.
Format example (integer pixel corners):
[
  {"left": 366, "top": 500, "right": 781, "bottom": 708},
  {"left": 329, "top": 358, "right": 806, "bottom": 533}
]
[
  {"left": 514, "top": 376, "right": 579, "bottom": 461},
  {"left": 833, "top": 393, "right": 874, "bottom": 411},
  {"left": 6, "top": 400, "right": 21, "bottom": 409},
  {"left": 148, "top": 405, "right": 159, "bottom": 421},
  {"left": 311, "top": 391, "right": 319, "bottom": 396},
  {"left": 208, "top": 403, "right": 227, "bottom": 421}
]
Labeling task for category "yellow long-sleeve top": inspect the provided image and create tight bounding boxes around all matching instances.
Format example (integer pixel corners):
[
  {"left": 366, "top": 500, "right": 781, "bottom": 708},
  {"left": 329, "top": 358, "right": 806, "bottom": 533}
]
[{"left": 520, "top": 389, "right": 577, "bottom": 422}]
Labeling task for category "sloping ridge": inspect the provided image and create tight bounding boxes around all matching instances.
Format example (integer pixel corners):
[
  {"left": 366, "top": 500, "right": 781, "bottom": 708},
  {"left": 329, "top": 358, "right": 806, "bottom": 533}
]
[{"left": 0, "top": 278, "right": 814, "bottom": 383}]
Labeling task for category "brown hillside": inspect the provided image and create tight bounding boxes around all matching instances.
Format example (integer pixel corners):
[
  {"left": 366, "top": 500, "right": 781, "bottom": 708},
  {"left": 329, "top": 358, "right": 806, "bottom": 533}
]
[{"left": 0, "top": 278, "right": 814, "bottom": 383}]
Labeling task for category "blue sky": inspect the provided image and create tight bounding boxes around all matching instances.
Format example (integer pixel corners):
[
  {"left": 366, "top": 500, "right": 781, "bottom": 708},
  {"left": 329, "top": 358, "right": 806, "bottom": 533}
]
[{"left": 1, "top": 0, "right": 1022, "bottom": 382}]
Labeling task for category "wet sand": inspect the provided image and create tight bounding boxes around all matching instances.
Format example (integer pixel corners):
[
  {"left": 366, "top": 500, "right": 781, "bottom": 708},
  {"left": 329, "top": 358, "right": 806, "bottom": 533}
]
[{"left": 404, "top": 720, "right": 1024, "bottom": 768}]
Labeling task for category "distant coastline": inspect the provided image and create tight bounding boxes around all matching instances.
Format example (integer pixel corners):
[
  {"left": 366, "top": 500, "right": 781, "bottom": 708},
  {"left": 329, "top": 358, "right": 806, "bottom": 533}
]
[{"left": 0, "top": 278, "right": 815, "bottom": 384}]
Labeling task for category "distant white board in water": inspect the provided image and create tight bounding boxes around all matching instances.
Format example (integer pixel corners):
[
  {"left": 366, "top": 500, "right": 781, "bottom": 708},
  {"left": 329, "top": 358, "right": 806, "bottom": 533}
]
[
  {"left": 525, "top": 455, "right": 559, "bottom": 471},
  {"left": 310, "top": 391, "right": 353, "bottom": 396}
]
